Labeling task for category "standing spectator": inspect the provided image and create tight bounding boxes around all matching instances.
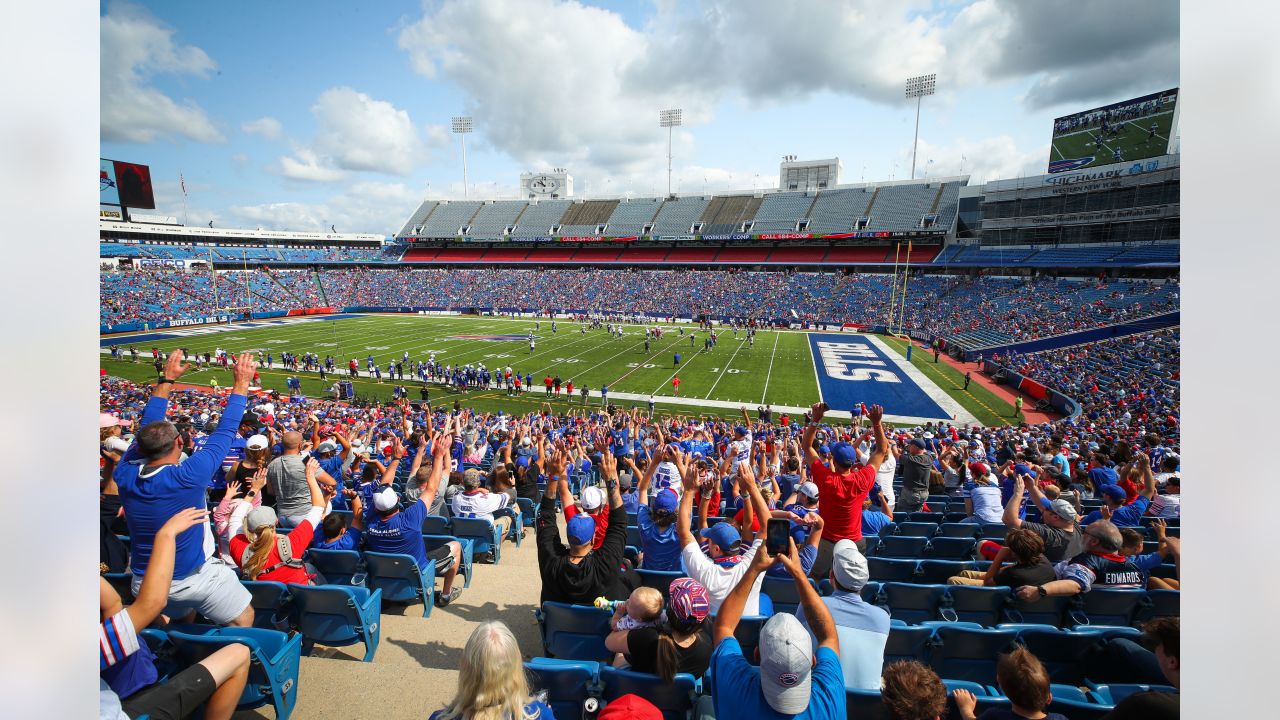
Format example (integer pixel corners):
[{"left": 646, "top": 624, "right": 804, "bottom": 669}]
[
  {"left": 115, "top": 351, "right": 257, "bottom": 627},
  {"left": 677, "top": 459, "right": 770, "bottom": 615},
  {"left": 100, "top": 508, "right": 251, "bottom": 720},
  {"left": 429, "top": 621, "right": 554, "bottom": 720},
  {"left": 880, "top": 661, "right": 947, "bottom": 720},
  {"left": 802, "top": 403, "right": 887, "bottom": 578},
  {"left": 266, "top": 432, "right": 336, "bottom": 527},
  {"left": 1081, "top": 456, "right": 1156, "bottom": 527},
  {"left": 797, "top": 538, "right": 889, "bottom": 690},
  {"left": 710, "top": 538, "right": 845, "bottom": 719},
  {"left": 897, "top": 438, "right": 934, "bottom": 513}
]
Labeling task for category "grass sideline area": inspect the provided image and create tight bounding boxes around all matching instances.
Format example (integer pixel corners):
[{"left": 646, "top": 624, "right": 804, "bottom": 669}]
[{"left": 101, "top": 313, "right": 1015, "bottom": 424}]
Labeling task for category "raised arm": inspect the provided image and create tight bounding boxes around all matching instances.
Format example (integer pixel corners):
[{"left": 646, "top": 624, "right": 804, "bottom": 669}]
[
  {"left": 1136, "top": 453, "right": 1157, "bottom": 500},
  {"left": 801, "top": 403, "right": 824, "bottom": 466},
  {"left": 864, "top": 404, "right": 889, "bottom": 471},
  {"left": 676, "top": 461, "right": 699, "bottom": 548},
  {"left": 713, "top": 541, "right": 773, "bottom": 643},
  {"left": 780, "top": 538, "right": 838, "bottom": 653},
  {"left": 1001, "top": 475, "right": 1026, "bottom": 529}
]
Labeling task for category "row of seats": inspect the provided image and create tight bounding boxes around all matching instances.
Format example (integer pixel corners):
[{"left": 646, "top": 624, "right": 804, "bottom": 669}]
[
  {"left": 399, "top": 244, "right": 942, "bottom": 265},
  {"left": 935, "top": 241, "right": 1179, "bottom": 267}
]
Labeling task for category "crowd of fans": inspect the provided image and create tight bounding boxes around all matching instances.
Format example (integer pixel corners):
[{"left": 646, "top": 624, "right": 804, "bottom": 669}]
[
  {"left": 100, "top": 345, "right": 1181, "bottom": 718},
  {"left": 100, "top": 242, "right": 386, "bottom": 263},
  {"left": 101, "top": 265, "right": 1178, "bottom": 342}
]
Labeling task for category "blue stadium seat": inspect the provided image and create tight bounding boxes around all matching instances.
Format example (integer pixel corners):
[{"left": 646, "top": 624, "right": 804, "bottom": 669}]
[
  {"left": 877, "top": 536, "right": 932, "bottom": 559},
  {"left": 421, "top": 515, "right": 451, "bottom": 535},
  {"left": 1087, "top": 684, "right": 1178, "bottom": 705},
  {"left": 599, "top": 666, "right": 698, "bottom": 720},
  {"left": 516, "top": 497, "right": 537, "bottom": 527},
  {"left": 1046, "top": 688, "right": 1114, "bottom": 720},
  {"left": 861, "top": 581, "right": 884, "bottom": 605},
  {"left": 884, "top": 625, "right": 934, "bottom": 664},
  {"left": 1017, "top": 627, "right": 1106, "bottom": 685},
  {"left": 881, "top": 582, "right": 948, "bottom": 624},
  {"left": 304, "top": 548, "right": 363, "bottom": 586},
  {"left": 536, "top": 602, "right": 613, "bottom": 662},
  {"left": 625, "top": 525, "right": 643, "bottom": 548},
  {"left": 1144, "top": 589, "right": 1180, "bottom": 622},
  {"left": 761, "top": 575, "right": 818, "bottom": 615},
  {"left": 1071, "top": 625, "right": 1143, "bottom": 642},
  {"left": 525, "top": 658, "right": 601, "bottom": 720},
  {"left": 845, "top": 689, "right": 892, "bottom": 720},
  {"left": 945, "top": 586, "right": 1013, "bottom": 627},
  {"left": 916, "top": 560, "right": 973, "bottom": 584},
  {"left": 979, "top": 524, "right": 1008, "bottom": 542},
  {"left": 241, "top": 580, "right": 293, "bottom": 630},
  {"left": 908, "top": 512, "right": 945, "bottom": 524},
  {"left": 877, "top": 522, "right": 899, "bottom": 539},
  {"left": 925, "top": 537, "right": 977, "bottom": 560},
  {"left": 937, "top": 523, "right": 980, "bottom": 539},
  {"left": 868, "top": 557, "right": 920, "bottom": 583},
  {"left": 926, "top": 495, "right": 953, "bottom": 507},
  {"left": 1008, "top": 594, "right": 1073, "bottom": 627},
  {"left": 362, "top": 551, "right": 436, "bottom": 618},
  {"left": 942, "top": 512, "right": 970, "bottom": 524},
  {"left": 894, "top": 522, "right": 939, "bottom": 537},
  {"left": 164, "top": 626, "right": 302, "bottom": 720},
  {"left": 928, "top": 626, "right": 1019, "bottom": 685},
  {"left": 1070, "top": 589, "right": 1151, "bottom": 627},
  {"left": 451, "top": 517, "right": 503, "bottom": 564},
  {"left": 289, "top": 585, "right": 382, "bottom": 662},
  {"left": 635, "top": 569, "right": 686, "bottom": 602}
]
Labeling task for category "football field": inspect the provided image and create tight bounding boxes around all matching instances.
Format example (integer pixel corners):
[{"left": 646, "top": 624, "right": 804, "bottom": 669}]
[
  {"left": 101, "top": 314, "right": 1011, "bottom": 425},
  {"left": 1049, "top": 109, "right": 1175, "bottom": 172}
]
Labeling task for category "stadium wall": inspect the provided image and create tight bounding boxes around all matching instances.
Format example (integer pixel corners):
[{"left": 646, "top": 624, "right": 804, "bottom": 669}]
[{"left": 980, "top": 360, "right": 1082, "bottom": 420}]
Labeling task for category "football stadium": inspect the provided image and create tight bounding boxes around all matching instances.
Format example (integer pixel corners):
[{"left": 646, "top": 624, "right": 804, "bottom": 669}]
[{"left": 97, "top": 4, "right": 1184, "bottom": 720}]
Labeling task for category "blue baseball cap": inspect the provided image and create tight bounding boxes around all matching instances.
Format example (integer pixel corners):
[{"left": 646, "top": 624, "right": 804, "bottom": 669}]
[
  {"left": 1099, "top": 485, "right": 1127, "bottom": 503},
  {"left": 653, "top": 488, "right": 679, "bottom": 513},
  {"left": 699, "top": 522, "right": 741, "bottom": 552},
  {"left": 830, "top": 441, "right": 857, "bottom": 467},
  {"left": 734, "top": 425, "right": 748, "bottom": 436},
  {"left": 1013, "top": 463, "right": 1037, "bottom": 478},
  {"left": 566, "top": 514, "right": 596, "bottom": 546}
]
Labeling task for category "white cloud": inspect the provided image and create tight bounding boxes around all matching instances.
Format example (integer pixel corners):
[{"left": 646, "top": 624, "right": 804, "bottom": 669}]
[
  {"left": 241, "top": 116, "right": 282, "bottom": 140},
  {"left": 100, "top": 2, "right": 224, "bottom": 144},
  {"left": 278, "top": 148, "right": 347, "bottom": 183},
  {"left": 229, "top": 181, "right": 423, "bottom": 235},
  {"left": 907, "top": 135, "right": 1047, "bottom": 185}
]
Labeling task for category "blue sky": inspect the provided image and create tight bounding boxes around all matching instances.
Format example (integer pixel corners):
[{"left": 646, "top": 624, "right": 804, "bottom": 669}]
[{"left": 100, "top": 0, "right": 1179, "bottom": 236}]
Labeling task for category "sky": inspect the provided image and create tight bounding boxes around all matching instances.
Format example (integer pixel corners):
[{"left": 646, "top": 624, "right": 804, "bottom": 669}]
[{"left": 100, "top": 0, "right": 1179, "bottom": 237}]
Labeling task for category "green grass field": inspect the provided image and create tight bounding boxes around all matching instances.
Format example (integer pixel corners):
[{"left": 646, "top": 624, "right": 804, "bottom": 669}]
[
  {"left": 1049, "top": 109, "right": 1175, "bottom": 170},
  {"left": 101, "top": 314, "right": 1015, "bottom": 424}
]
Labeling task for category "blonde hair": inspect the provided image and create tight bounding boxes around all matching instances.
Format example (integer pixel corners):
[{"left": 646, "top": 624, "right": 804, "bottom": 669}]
[
  {"left": 100, "top": 426, "right": 120, "bottom": 441},
  {"left": 241, "top": 525, "right": 277, "bottom": 580},
  {"left": 244, "top": 445, "right": 272, "bottom": 467},
  {"left": 438, "top": 621, "right": 536, "bottom": 720},
  {"left": 629, "top": 586, "right": 664, "bottom": 623}
]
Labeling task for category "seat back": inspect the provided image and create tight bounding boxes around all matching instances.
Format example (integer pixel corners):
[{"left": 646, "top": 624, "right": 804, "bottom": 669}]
[
  {"left": 937, "top": 523, "right": 979, "bottom": 538},
  {"left": 895, "top": 522, "right": 939, "bottom": 537},
  {"left": 290, "top": 585, "right": 374, "bottom": 647},
  {"left": 241, "top": 580, "right": 293, "bottom": 630},
  {"left": 877, "top": 536, "right": 931, "bottom": 559},
  {"left": 908, "top": 512, "right": 945, "bottom": 524},
  {"left": 979, "top": 523, "right": 1008, "bottom": 542},
  {"left": 451, "top": 517, "right": 500, "bottom": 558},
  {"left": 916, "top": 560, "right": 973, "bottom": 584},
  {"left": 421, "top": 515, "right": 451, "bottom": 535},
  {"left": 625, "top": 525, "right": 643, "bottom": 548},
  {"left": 845, "top": 689, "right": 893, "bottom": 720},
  {"left": 165, "top": 626, "right": 302, "bottom": 720},
  {"left": 1008, "top": 594, "right": 1072, "bottom": 627},
  {"left": 945, "top": 586, "right": 1012, "bottom": 627},
  {"left": 599, "top": 666, "right": 697, "bottom": 720},
  {"left": 885, "top": 625, "right": 934, "bottom": 664},
  {"left": 925, "top": 537, "right": 977, "bottom": 560},
  {"left": 304, "top": 549, "right": 363, "bottom": 586},
  {"left": 868, "top": 557, "right": 920, "bottom": 583},
  {"left": 362, "top": 551, "right": 432, "bottom": 607},
  {"left": 539, "top": 602, "right": 613, "bottom": 661},
  {"left": 635, "top": 569, "right": 686, "bottom": 602},
  {"left": 1073, "top": 588, "right": 1150, "bottom": 627},
  {"left": 1017, "top": 627, "right": 1104, "bottom": 685},
  {"left": 1145, "top": 589, "right": 1180, "bottom": 621},
  {"left": 516, "top": 497, "right": 537, "bottom": 526},
  {"left": 761, "top": 575, "right": 816, "bottom": 615},
  {"left": 525, "top": 658, "right": 600, "bottom": 720},
  {"left": 728, "top": 615, "right": 768, "bottom": 664},
  {"left": 881, "top": 582, "right": 948, "bottom": 624},
  {"left": 928, "top": 626, "right": 1019, "bottom": 685}
]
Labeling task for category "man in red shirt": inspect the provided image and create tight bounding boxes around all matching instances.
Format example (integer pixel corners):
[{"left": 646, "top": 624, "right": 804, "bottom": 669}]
[
  {"left": 672, "top": 377, "right": 681, "bottom": 395},
  {"left": 802, "top": 402, "right": 888, "bottom": 580},
  {"left": 544, "top": 375, "right": 554, "bottom": 396}
]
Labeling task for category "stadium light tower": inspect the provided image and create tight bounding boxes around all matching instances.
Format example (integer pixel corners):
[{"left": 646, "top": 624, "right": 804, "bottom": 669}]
[
  {"left": 904, "top": 74, "right": 936, "bottom": 180},
  {"left": 451, "top": 116, "right": 473, "bottom": 198},
  {"left": 659, "top": 108, "right": 682, "bottom": 197}
]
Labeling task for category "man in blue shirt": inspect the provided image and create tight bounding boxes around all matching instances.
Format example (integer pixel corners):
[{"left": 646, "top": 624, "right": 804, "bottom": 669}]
[
  {"left": 1082, "top": 478, "right": 1156, "bottom": 528},
  {"left": 796, "top": 539, "right": 889, "bottom": 690},
  {"left": 115, "top": 350, "right": 257, "bottom": 627},
  {"left": 363, "top": 430, "right": 465, "bottom": 606},
  {"left": 711, "top": 538, "right": 845, "bottom": 719}
]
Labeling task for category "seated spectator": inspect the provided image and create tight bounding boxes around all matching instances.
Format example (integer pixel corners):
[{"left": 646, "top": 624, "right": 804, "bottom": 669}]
[
  {"left": 451, "top": 468, "right": 516, "bottom": 543},
  {"left": 115, "top": 351, "right": 256, "bottom": 627},
  {"left": 1014, "top": 519, "right": 1144, "bottom": 602},
  {"left": 1119, "top": 520, "right": 1177, "bottom": 589},
  {"left": 606, "top": 577, "right": 714, "bottom": 682},
  {"left": 949, "top": 528, "right": 1054, "bottom": 588},
  {"left": 1081, "top": 455, "right": 1157, "bottom": 527},
  {"left": 536, "top": 444, "right": 632, "bottom": 604},
  {"left": 1147, "top": 475, "right": 1180, "bottom": 518},
  {"left": 608, "top": 586, "right": 666, "bottom": 632},
  {"left": 960, "top": 463, "right": 1004, "bottom": 524},
  {"left": 711, "top": 538, "right": 844, "bottom": 719},
  {"left": 100, "top": 508, "right": 251, "bottom": 720},
  {"left": 677, "top": 459, "right": 770, "bottom": 615},
  {"left": 430, "top": 621, "right": 554, "bottom": 720},
  {"left": 311, "top": 491, "right": 364, "bottom": 551},
  {"left": 860, "top": 491, "right": 894, "bottom": 539},
  {"left": 1001, "top": 475, "right": 1085, "bottom": 563},
  {"left": 953, "top": 646, "right": 1068, "bottom": 720},
  {"left": 1101, "top": 617, "right": 1179, "bottom": 719},
  {"left": 880, "top": 660, "right": 947, "bottom": 720},
  {"left": 230, "top": 456, "right": 326, "bottom": 584},
  {"left": 797, "top": 538, "right": 889, "bottom": 691}
]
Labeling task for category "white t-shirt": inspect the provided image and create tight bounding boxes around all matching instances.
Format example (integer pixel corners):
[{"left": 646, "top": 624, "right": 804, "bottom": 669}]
[
  {"left": 452, "top": 489, "right": 511, "bottom": 522},
  {"left": 653, "top": 461, "right": 682, "bottom": 495},
  {"left": 1148, "top": 492, "right": 1180, "bottom": 518},
  {"left": 875, "top": 453, "right": 897, "bottom": 508},
  {"left": 730, "top": 434, "right": 753, "bottom": 466},
  {"left": 680, "top": 539, "right": 766, "bottom": 615}
]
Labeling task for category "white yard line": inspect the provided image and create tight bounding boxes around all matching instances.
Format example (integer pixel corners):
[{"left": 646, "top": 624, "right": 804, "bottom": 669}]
[
  {"left": 760, "top": 331, "right": 781, "bottom": 404},
  {"left": 701, "top": 335, "right": 749, "bottom": 400}
]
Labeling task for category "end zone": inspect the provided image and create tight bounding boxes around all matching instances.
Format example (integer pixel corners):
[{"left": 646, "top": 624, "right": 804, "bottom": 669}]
[{"left": 807, "top": 333, "right": 977, "bottom": 426}]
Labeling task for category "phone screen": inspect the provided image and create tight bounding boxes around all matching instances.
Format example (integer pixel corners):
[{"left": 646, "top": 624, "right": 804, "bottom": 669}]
[{"left": 766, "top": 518, "right": 791, "bottom": 556}]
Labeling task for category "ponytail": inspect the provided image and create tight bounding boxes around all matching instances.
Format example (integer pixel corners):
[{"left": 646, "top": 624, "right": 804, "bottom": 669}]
[
  {"left": 242, "top": 525, "right": 276, "bottom": 579},
  {"left": 654, "top": 632, "right": 678, "bottom": 684}
]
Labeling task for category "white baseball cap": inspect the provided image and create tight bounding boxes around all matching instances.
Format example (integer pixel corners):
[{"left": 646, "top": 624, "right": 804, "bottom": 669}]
[
  {"left": 579, "top": 486, "right": 605, "bottom": 511},
  {"left": 373, "top": 488, "right": 399, "bottom": 512},
  {"left": 246, "top": 434, "right": 269, "bottom": 451},
  {"left": 758, "top": 613, "right": 814, "bottom": 714}
]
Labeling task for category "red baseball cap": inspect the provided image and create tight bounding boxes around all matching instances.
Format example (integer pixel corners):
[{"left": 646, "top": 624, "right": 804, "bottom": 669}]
[{"left": 597, "top": 694, "right": 662, "bottom": 720}]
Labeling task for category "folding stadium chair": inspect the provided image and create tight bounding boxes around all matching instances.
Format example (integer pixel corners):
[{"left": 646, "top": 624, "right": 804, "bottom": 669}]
[
  {"left": 241, "top": 580, "right": 294, "bottom": 630},
  {"left": 626, "top": 511, "right": 639, "bottom": 526},
  {"left": 944, "top": 586, "right": 1013, "bottom": 627},
  {"left": 164, "top": 626, "right": 303, "bottom": 720},
  {"left": 925, "top": 537, "right": 977, "bottom": 560},
  {"left": 937, "top": 522, "right": 980, "bottom": 539},
  {"left": 1070, "top": 588, "right": 1151, "bottom": 627},
  {"left": 423, "top": 533, "right": 472, "bottom": 588},
  {"left": 908, "top": 512, "right": 945, "bottom": 524},
  {"left": 536, "top": 602, "right": 614, "bottom": 662},
  {"left": 362, "top": 551, "right": 436, "bottom": 618},
  {"left": 868, "top": 557, "right": 920, "bottom": 583},
  {"left": 916, "top": 560, "right": 973, "bottom": 584},
  {"left": 1016, "top": 627, "right": 1107, "bottom": 685},
  {"left": 894, "top": 521, "right": 939, "bottom": 537},
  {"left": 926, "top": 495, "right": 953, "bottom": 507},
  {"left": 876, "top": 535, "right": 932, "bottom": 559},
  {"left": 881, "top": 582, "right": 948, "bottom": 625},
  {"left": 979, "top": 523, "right": 1008, "bottom": 542},
  {"left": 884, "top": 624, "right": 935, "bottom": 664},
  {"left": 421, "top": 515, "right": 452, "bottom": 535},
  {"left": 451, "top": 517, "right": 503, "bottom": 564},
  {"left": 761, "top": 575, "right": 817, "bottom": 615},
  {"left": 927, "top": 625, "right": 1020, "bottom": 685},
  {"left": 304, "top": 548, "right": 363, "bottom": 587},
  {"left": 525, "top": 658, "right": 602, "bottom": 720},
  {"left": 1045, "top": 690, "right": 1114, "bottom": 720},
  {"left": 516, "top": 497, "right": 537, "bottom": 527},
  {"left": 497, "top": 507, "right": 524, "bottom": 547},
  {"left": 289, "top": 584, "right": 382, "bottom": 662},
  {"left": 598, "top": 666, "right": 698, "bottom": 720},
  {"left": 635, "top": 569, "right": 686, "bottom": 602}
]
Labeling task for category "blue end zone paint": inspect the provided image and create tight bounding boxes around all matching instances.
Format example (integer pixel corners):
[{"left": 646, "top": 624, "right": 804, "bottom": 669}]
[
  {"left": 99, "top": 314, "right": 366, "bottom": 347},
  {"left": 807, "top": 333, "right": 951, "bottom": 420}
]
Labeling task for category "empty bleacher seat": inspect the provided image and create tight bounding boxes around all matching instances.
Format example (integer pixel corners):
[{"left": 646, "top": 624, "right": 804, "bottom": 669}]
[
  {"left": 289, "top": 584, "right": 382, "bottom": 662},
  {"left": 536, "top": 602, "right": 613, "bottom": 662},
  {"left": 928, "top": 625, "right": 1020, "bottom": 685}
]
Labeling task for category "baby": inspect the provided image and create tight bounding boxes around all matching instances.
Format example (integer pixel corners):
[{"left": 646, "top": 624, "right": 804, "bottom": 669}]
[{"left": 600, "top": 586, "right": 666, "bottom": 632}]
